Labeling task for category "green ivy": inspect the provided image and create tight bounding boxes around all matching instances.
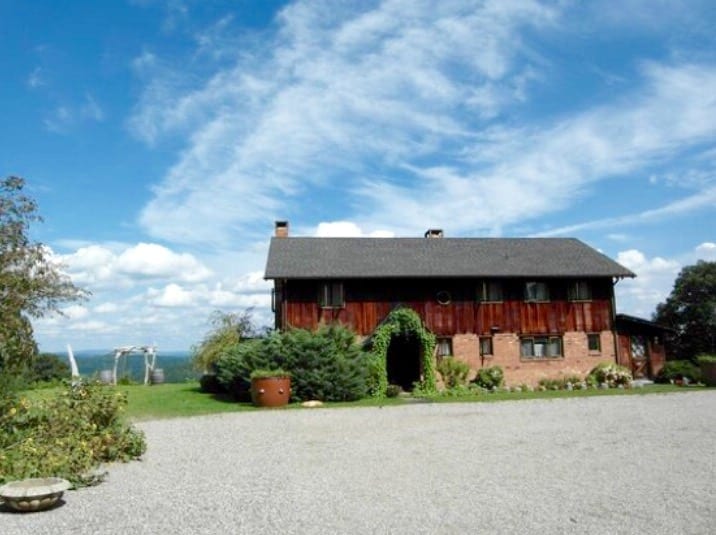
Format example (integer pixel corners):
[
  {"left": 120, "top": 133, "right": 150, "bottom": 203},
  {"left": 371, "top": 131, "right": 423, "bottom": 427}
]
[{"left": 367, "top": 307, "right": 436, "bottom": 397}]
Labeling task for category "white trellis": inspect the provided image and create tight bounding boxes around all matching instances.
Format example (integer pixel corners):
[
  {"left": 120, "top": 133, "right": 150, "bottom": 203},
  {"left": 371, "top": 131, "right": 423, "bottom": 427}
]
[{"left": 111, "top": 345, "right": 158, "bottom": 385}]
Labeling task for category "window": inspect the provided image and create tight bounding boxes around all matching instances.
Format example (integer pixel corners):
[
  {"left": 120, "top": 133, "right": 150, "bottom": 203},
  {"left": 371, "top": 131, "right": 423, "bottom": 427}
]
[
  {"left": 520, "top": 336, "right": 562, "bottom": 359},
  {"left": 524, "top": 281, "right": 550, "bottom": 302},
  {"left": 318, "top": 282, "right": 344, "bottom": 308},
  {"left": 479, "top": 336, "right": 493, "bottom": 356},
  {"left": 436, "top": 290, "right": 452, "bottom": 305},
  {"left": 436, "top": 337, "right": 453, "bottom": 357},
  {"left": 477, "top": 281, "right": 503, "bottom": 302},
  {"left": 587, "top": 333, "right": 601, "bottom": 352},
  {"left": 631, "top": 336, "right": 647, "bottom": 360},
  {"left": 568, "top": 281, "right": 592, "bottom": 301},
  {"left": 271, "top": 288, "right": 278, "bottom": 312}
]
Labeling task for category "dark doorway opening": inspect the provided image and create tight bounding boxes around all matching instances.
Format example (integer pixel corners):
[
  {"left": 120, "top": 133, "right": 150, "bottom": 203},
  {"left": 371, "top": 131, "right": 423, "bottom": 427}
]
[{"left": 386, "top": 333, "right": 422, "bottom": 391}]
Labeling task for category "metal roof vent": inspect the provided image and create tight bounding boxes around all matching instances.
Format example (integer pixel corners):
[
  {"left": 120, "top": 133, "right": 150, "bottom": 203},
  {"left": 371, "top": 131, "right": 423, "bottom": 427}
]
[{"left": 424, "top": 229, "right": 444, "bottom": 238}]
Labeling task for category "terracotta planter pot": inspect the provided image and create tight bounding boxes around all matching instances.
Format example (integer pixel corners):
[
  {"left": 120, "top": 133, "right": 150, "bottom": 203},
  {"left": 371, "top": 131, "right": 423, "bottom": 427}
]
[{"left": 251, "top": 376, "right": 291, "bottom": 407}]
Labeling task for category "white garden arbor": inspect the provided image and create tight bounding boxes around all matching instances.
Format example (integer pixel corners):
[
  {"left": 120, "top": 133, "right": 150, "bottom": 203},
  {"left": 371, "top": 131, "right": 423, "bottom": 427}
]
[{"left": 110, "top": 345, "right": 158, "bottom": 385}]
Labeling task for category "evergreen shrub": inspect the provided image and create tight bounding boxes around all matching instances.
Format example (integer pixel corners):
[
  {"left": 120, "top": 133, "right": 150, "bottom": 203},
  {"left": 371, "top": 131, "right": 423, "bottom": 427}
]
[{"left": 214, "top": 325, "right": 369, "bottom": 402}]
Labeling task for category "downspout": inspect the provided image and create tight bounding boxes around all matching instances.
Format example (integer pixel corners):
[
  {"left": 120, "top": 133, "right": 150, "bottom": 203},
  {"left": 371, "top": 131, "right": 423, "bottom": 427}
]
[{"left": 612, "top": 276, "right": 623, "bottom": 366}]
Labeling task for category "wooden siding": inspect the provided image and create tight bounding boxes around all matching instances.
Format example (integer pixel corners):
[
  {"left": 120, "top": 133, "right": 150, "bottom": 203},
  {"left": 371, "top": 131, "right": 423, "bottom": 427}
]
[{"left": 277, "top": 278, "right": 615, "bottom": 336}]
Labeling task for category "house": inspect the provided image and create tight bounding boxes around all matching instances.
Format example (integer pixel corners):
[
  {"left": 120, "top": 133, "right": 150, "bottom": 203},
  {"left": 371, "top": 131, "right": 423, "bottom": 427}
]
[
  {"left": 615, "top": 314, "right": 669, "bottom": 380},
  {"left": 264, "top": 221, "right": 639, "bottom": 388}
]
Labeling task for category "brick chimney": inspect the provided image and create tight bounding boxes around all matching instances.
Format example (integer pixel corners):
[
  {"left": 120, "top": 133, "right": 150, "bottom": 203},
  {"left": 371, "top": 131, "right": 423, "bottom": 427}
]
[
  {"left": 424, "top": 228, "right": 443, "bottom": 238},
  {"left": 275, "top": 220, "right": 289, "bottom": 238}
]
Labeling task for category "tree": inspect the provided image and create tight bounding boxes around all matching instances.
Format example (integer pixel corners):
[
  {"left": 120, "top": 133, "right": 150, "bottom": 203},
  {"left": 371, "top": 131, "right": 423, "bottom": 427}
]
[
  {"left": 191, "top": 309, "right": 256, "bottom": 373},
  {"left": 0, "top": 176, "right": 88, "bottom": 373},
  {"left": 653, "top": 260, "right": 716, "bottom": 361}
]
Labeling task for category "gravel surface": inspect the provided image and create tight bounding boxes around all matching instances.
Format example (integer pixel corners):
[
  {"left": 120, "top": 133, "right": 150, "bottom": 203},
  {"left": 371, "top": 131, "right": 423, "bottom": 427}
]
[{"left": 2, "top": 391, "right": 715, "bottom": 534}]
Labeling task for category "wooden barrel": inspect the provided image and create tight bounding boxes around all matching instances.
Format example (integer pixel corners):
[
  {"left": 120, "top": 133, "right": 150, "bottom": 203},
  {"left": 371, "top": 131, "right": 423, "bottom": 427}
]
[
  {"left": 99, "top": 370, "right": 113, "bottom": 384},
  {"left": 150, "top": 368, "right": 165, "bottom": 385}
]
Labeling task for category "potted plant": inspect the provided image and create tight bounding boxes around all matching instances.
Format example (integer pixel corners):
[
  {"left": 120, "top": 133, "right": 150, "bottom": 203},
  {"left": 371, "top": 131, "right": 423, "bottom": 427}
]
[
  {"left": 697, "top": 355, "right": 716, "bottom": 386},
  {"left": 250, "top": 369, "right": 291, "bottom": 407}
]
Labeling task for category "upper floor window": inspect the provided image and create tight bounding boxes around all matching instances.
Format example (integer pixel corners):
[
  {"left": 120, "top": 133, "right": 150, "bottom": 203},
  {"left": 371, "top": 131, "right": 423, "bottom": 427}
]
[
  {"left": 524, "top": 281, "right": 550, "bottom": 302},
  {"left": 477, "top": 281, "right": 503, "bottom": 302},
  {"left": 568, "top": 281, "right": 592, "bottom": 301},
  {"left": 319, "top": 282, "right": 344, "bottom": 308}
]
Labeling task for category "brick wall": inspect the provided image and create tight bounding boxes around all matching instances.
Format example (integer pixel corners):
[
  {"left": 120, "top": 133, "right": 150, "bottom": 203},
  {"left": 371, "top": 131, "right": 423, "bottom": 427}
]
[{"left": 448, "top": 331, "right": 616, "bottom": 386}]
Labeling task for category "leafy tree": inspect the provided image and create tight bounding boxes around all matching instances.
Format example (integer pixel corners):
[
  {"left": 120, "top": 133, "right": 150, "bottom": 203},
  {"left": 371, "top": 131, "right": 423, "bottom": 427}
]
[
  {"left": 0, "top": 176, "right": 87, "bottom": 375},
  {"left": 27, "top": 352, "right": 71, "bottom": 384},
  {"left": 653, "top": 260, "right": 716, "bottom": 361},
  {"left": 191, "top": 309, "right": 256, "bottom": 373}
]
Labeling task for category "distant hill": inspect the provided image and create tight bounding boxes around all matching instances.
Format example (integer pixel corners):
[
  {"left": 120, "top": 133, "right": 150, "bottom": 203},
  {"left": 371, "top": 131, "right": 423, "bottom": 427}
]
[{"left": 45, "top": 349, "right": 196, "bottom": 384}]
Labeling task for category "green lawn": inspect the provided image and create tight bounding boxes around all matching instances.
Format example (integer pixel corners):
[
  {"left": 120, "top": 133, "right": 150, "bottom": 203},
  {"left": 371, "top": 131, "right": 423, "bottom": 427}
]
[{"left": 24, "top": 382, "right": 703, "bottom": 421}]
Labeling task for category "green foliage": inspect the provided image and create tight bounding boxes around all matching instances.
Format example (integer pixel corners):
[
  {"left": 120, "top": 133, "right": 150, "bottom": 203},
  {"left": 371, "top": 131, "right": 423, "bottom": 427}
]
[
  {"left": 1, "top": 176, "right": 88, "bottom": 374},
  {"left": 191, "top": 310, "right": 256, "bottom": 373},
  {"left": 0, "top": 380, "right": 146, "bottom": 486},
  {"left": 214, "top": 338, "right": 265, "bottom": 400},
  {"left": 472, "top": 366, "right": 504, "bottom": 389},
  {"left": 250, "top": 368, "right": 291, "bottom": 379},
  {"left": 26, "top": 353, "right": 70, "bottom": 385},
  {"left": 538, "top": 375, "right": 585, "bottom": 391},
  {"left": 277, "top": 325, "right": 368, "bottom": 401},
  {"left": 215, "top": 324, "right": 369, "bottom": 402},
  {"left": 385, "top": 384, "right": 402, "bottom": 398},
  {"left": 587, "top": 362, "right": 632, "bottom": 387},
  {"left": 653, "top": 260, "right": 716, "bottom": 361},
  {"left": 436, "top": 357, "right": 470, "bottom": 389},
  {"left": 366, "top": 307, "right": 436, "bottom": 397},
  {"left": 655, "top": 360, "right": 702, "bottom": 383},
  {"left": 696, "top": 354, "right": 716, "bottom": 364},
  {"left": 199, "top": 373, "right": 226, "bottom": 394}
]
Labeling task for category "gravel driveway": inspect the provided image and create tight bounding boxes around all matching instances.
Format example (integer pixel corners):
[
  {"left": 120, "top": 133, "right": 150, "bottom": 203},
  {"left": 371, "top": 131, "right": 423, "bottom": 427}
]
[{"left": 3, "top": 391, "right": 715, "bottom": 534}]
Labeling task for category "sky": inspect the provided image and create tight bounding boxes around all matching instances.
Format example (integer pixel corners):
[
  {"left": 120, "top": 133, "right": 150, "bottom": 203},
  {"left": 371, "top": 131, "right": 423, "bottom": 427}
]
[{"left": 1, "top": 0, "right": 715, "bottom": 352}]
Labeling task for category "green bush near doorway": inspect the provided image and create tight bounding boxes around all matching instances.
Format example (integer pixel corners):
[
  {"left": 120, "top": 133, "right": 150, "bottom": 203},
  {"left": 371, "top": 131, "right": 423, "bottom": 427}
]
[{"left": 366, "top": 307, "right": 437, "bottom": 397}]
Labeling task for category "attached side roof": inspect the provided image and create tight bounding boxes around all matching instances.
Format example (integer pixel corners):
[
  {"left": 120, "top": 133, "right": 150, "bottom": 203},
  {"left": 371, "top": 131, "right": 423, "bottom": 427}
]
[
  {"left": 616, "top": 314, "right": 674, "bottom": 333},
  {"left": 264, "top": 237, "right": 635, "bottom": 279}
]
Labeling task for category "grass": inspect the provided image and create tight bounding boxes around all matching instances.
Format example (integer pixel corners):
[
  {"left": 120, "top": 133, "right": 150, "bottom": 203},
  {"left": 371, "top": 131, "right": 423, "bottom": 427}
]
[{"left": 24, "top": 381, "right": 706, "bottom": 421}]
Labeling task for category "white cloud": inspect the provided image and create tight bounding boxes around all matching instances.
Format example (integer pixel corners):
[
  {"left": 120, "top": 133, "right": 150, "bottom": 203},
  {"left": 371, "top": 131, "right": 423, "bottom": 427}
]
[
  {"left": 695, "top": 242, "right": 716, "bottom": 260},
  {"left": 116, "top": 243, "right": 212, "bottom": 282},
  {"left": 535, "top": 187, "right": 716, "bottom": 237},
  {"left": 131, "top": 0, "right": 558, "bottom": 244},
  {"left": 81, "top": 94, "right": 105, "bottom": 122},
  {"left": 150, "top": 283, "right": 195, "bottom": 307},
  {"left": 128, "top": 0, "right": 716, "bottom": 245},
  {"left": 27, "top": 67, "right": 44, "bottom": 88},
  {"left": 61, "top": 305, "right": 90, "bottom": 320},
  {"left": 313, "top": 221, "right": 395, "bottom": 237},
  {"left": 615, "top": 254, "right": 679, "bottom": 317},
  {"left": 43, "top": 94, "right": 105, "bottom": 133},
  {"left": 94, "top": 302, "right": 120, "bottom": 314},
  {"left": 59, "top": 242, "right": 212, "bottom": 289}
]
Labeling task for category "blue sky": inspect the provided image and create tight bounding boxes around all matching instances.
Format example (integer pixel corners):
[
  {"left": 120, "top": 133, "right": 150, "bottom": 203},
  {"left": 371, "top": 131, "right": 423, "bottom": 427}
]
[{"left": 2, "top": 0, "right": 715, "bottom": 352}]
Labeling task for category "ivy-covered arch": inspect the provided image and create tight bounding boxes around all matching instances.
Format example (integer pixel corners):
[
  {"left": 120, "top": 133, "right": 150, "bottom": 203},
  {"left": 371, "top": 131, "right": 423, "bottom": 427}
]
[{"left": 367, "top": 307, "right": 436, "bottom": 397}]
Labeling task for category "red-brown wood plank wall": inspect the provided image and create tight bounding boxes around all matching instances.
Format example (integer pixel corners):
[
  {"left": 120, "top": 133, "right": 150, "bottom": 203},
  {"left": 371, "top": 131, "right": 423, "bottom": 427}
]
[{"left": 278, "top": 278, "right": 615, "bottom": 336}]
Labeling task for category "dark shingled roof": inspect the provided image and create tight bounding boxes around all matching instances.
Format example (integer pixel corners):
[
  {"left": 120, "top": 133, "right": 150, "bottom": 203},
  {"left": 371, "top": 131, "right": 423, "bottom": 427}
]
[{"left": 264, "top": 237, "right": 635, "bottom": 279}]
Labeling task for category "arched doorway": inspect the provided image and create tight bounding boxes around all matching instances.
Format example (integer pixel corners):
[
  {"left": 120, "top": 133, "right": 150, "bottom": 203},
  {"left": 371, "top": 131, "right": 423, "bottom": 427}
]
[{"left": 386, "top": 333, "right": 422, "bottom": 391}]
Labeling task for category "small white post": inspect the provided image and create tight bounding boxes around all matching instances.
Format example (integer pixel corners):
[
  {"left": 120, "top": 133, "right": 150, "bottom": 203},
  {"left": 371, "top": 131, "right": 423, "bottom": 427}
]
[{"left": 66, "top": 344, "right": 79, "bottom": 380}]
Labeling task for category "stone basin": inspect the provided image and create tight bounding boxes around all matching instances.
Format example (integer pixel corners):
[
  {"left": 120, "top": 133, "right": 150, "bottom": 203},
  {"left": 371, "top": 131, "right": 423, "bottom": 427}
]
[{"left": 0, "top": 477, "right": 71, "bottom": 512}]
